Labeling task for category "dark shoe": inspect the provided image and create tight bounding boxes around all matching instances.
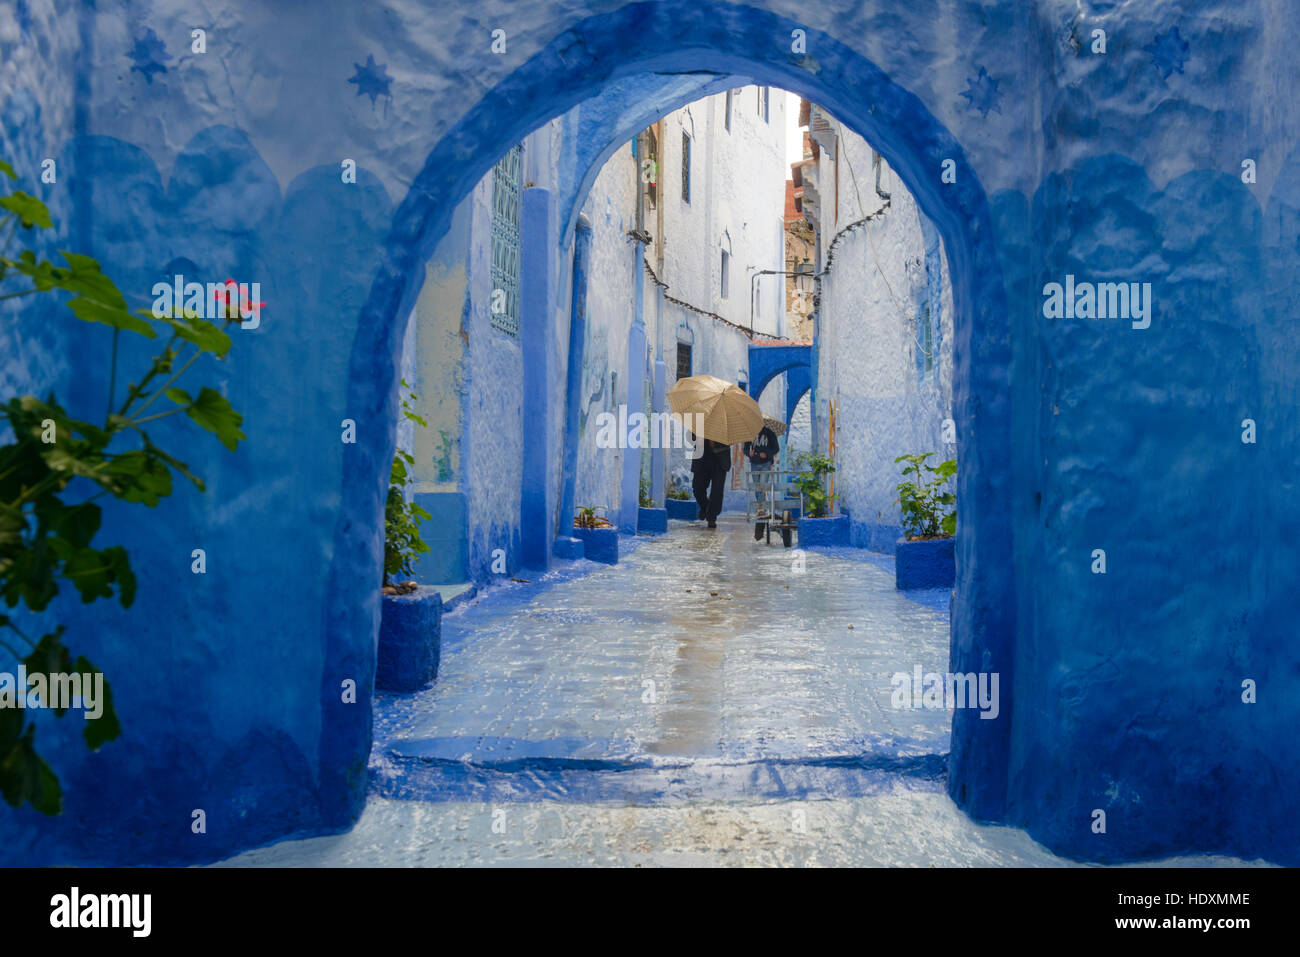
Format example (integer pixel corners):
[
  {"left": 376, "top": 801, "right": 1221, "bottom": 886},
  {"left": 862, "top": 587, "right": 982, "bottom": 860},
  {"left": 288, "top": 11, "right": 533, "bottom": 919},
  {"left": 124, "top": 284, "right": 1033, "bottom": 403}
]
[
  {"left": 707, "top": 520, "right": 717, "bottom": 529},
  {"left": 754, "top": 522, "right": 765, "bottom": 541}
]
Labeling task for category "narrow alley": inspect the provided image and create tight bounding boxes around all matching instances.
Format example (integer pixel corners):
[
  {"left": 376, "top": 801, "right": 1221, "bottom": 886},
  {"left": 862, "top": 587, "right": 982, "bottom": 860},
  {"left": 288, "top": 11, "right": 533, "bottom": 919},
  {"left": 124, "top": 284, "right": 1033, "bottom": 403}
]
[{"left": 214, "top": 519, "right": 1252, "bottom": 867}]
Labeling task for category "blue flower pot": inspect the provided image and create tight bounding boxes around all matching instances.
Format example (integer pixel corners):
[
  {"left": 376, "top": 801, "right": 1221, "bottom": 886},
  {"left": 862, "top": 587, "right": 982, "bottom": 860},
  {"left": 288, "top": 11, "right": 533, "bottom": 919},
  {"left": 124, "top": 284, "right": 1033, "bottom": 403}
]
[
  {"left": 665, "top": 498, "right": 698, "bottom": 521},
  {"left": 377, "top": 587, "right": 442, "bottom": 692},
  {"left": 797, "top": 514, "right": 848, "bottom": 546},
  {"left": 574, "top": 525, "right": 619, "bottom": 564},
  {"left": 895, "top": 536, "right": 955, "bottom": 590},
  {"left": 638, "top": 506, "right": 668, "bottom": 534}
]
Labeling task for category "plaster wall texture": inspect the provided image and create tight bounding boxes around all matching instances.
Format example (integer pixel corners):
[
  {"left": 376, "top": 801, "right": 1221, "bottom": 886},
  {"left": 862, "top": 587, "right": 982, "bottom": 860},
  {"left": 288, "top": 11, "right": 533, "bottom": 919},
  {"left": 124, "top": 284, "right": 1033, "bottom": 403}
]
[
  {"left": 655, "top": 86, "right": 788, "bottom": 338},
  {"left": 0, "top": 0, "right": 1295, "bottom": 869},
  {"left": 788, "top": 391, "right": 812, "bottom": 458},
  {"left": 573, "top": 139, "right": 637, "bottom": 519},
  {"left": 0, "top": 0, "right": 80, "bottom": 403},
  {"left": 813, "top": 118, "right": 954, "bottom": 544}
]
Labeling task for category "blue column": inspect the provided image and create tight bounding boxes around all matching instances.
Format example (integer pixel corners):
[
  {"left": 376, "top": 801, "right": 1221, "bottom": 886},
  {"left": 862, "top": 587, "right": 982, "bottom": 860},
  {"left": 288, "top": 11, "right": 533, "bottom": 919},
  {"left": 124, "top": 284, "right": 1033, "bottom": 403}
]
[
  {"left": 620, "top": 322, "right": 647, "bottom": 533},
  {"left": 556, "top": 215, "right": 593, "bottom": 557},
  {"left": 619, "top": 243, "right": 648, "bottom": 533},
  {"left": 520, "top": 187, "right": 557, "bottom": 570},
  {"left": 650, "top": 358, "right": 667, "bottom": 502}
]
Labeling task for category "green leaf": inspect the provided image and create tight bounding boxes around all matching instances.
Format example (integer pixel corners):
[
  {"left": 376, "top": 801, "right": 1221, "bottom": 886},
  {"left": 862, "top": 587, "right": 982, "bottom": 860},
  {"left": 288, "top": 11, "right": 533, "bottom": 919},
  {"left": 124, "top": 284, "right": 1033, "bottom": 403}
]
[
  {"left": 0, "top": 720, "right": 62, "bottom": 815},
  {"left": 73, "top": 657, "right": 121, "bottom": 750},
  {"left": 0, "top": 502, "right": 25, "bottom": 551},
  {"left": 183, "top": 387, "right": 245, "bottom": 451},
  {"left": 53, "top": 251, "right": 156, "bottom": 337},
  {"left": 22, "top": 628, "right": 71, "bottom": 715},
  {"left": 941, "top": 512, "right": 957, "bottom": 537},
  {"left": 62, "top": 546, "right": 118, "bottom": 603},
  {"left": 141, "top": 440, "right": 206, "bottom": 492},
  {"left": 106, "top": 450, "right": 173, "bottom": 506},
  {"left": 9, "top": 251, "right": 60, "bottom": 291},
  {"left": 151, "top": 312, "right": 232, "bottom": 358},
  {"left": 50, "top": 503, "right": 101, "bottom": 549},
  {"left": 0, "top": 160, "right": 16, "bottom": 180},
  {"left": 0, "top": 191, "right": 51, "bottom": 229}
]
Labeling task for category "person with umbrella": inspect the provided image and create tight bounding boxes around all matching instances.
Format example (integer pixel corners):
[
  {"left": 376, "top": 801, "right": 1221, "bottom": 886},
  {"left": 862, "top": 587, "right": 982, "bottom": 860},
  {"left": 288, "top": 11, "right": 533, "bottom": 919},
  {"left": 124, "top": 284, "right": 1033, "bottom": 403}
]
[
  {"left": 668, "top": 374, "right": 764, "bottom": 530},
  {"left": 690, "top": 436, "right": 732, "bottom": 527},
  {"left": 745, "top": 415, "right": 784, "bottom": 540}
]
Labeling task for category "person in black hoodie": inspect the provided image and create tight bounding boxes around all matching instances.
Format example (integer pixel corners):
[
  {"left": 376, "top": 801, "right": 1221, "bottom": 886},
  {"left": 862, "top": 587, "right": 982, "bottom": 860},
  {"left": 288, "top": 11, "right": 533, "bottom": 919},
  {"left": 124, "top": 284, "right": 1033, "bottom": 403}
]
[
  {"left": 690, "top": 436, "right": 732, "bottom": 528},
  {"left": 744, "top": 424, "right": 781, "bottom": 540}
]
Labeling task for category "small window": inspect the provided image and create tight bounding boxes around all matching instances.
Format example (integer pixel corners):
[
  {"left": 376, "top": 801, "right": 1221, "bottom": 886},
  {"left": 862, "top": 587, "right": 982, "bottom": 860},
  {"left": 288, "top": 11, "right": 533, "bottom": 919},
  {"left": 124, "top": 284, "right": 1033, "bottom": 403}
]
[
  {"left": 720, "top": 250, "right": 729, "bottom": 299},
  {"left": 676, "top": 342, "right": 692, "bottom": 380},
  {"left": 724, "top": 91, "right": 732, "bottom": 132},
  {"left": 642, "top": 127, "right": 658, "bottom": 208},
  {"left": 681, "top": 131, "right": 691, "bottom": 204},
  {"left": 489, "top": 144, "right": 523, "bottom": 337}
]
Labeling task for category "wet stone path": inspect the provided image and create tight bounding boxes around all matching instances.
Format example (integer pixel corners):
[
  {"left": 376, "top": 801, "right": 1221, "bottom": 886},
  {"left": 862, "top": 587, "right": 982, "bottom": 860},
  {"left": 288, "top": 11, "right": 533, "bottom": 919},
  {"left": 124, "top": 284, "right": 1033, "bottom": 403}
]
[
  {"left": 370, "top": 514, "right": 952, "bottom": 805},
  {"left": 217, "top": 515, "right": 1264, "bottom": 866}
]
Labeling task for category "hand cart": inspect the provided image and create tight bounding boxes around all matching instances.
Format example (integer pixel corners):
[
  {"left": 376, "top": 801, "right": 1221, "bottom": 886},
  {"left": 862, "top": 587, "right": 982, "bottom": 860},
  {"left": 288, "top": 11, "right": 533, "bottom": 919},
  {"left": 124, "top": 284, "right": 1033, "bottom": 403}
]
[{"left": 745, "top": 467, "right": 801, "bottom": 547}]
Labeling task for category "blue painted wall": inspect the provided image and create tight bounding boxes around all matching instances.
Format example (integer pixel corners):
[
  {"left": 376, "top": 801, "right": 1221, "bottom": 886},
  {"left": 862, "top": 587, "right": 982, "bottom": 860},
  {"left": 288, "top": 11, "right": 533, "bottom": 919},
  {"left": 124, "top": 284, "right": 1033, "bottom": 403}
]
[{"left": 0, "top": 0, "right": 1296, "bottom": 867}]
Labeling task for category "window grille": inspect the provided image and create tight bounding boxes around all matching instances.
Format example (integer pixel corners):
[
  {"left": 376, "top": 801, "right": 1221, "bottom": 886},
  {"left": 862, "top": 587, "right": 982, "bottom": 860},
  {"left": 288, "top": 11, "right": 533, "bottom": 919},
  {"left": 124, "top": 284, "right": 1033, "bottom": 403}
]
[
  {"left": 676, "top": 342, "right": 692, "bottom": 380},
  {"left": 681, "top": 132, "right": 691, "bottom": 204},
  {"left": 490, "top": 144, "right": 523, "bottom": 336}
]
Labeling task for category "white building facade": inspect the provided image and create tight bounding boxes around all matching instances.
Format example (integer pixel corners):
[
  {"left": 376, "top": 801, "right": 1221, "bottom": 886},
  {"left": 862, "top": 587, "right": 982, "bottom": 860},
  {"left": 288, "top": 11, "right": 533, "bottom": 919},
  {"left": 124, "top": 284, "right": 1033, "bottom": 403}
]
[{"left": 800, "top": 103, "right": 956, "bottom": 549}]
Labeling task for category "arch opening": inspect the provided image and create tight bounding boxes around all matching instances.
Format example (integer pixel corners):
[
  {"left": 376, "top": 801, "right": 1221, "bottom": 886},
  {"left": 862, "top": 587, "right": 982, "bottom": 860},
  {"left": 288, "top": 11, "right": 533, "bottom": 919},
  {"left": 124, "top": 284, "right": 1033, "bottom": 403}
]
[{"left": 329, "top": 0, "right": 1014, "bottom": 833}]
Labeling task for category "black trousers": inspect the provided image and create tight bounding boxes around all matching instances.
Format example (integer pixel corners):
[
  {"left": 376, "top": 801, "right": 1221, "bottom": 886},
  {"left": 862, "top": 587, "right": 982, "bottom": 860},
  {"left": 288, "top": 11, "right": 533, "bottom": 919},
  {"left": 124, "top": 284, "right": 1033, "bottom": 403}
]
[{"left": 692, "top": 465, "right": 728, "bottom": 521}]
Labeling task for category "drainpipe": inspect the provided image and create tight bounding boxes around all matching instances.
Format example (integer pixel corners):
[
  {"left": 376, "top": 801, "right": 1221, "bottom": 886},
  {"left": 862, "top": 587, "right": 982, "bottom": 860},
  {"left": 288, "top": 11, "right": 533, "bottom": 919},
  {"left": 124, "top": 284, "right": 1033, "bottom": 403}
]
[{"left": 556, "top": 215, "right": 593, "bottom": 556}]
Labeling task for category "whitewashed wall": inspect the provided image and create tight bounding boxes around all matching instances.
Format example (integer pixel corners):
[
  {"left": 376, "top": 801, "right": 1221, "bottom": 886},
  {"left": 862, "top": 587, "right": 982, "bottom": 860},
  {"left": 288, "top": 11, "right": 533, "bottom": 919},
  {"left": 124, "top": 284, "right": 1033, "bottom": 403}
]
[{"left": 811, "top": 115, "right": 954, "bottom": 546}]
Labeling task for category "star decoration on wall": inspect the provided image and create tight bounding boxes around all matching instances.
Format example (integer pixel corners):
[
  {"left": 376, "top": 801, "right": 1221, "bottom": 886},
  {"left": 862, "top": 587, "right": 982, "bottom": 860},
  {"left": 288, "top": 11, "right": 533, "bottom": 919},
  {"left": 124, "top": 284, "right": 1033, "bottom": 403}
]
[
  {"left": 1145, "top": 28, "right": 1189, "bottom": 79},
  {"left": 128, "top": 28, "right": 170, "bottom": 84},
  {"left": 348, "top": 54, "right": 393, "bottom": 106},
  {"left": 959, "top": 67, "right": 1002, "bottom": 118}
]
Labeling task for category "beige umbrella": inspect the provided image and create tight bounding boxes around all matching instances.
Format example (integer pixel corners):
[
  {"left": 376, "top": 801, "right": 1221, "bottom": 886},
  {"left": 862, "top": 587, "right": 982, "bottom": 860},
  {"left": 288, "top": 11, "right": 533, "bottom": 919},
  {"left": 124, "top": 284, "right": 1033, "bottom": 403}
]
[{"left": 668, "top": 374, "right": 764, "bottom": 446}]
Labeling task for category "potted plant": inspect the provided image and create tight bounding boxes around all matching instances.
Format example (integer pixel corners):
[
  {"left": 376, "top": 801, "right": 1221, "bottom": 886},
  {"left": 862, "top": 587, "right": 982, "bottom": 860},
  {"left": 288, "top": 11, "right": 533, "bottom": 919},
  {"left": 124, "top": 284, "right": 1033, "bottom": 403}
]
[
  {"left": 893, "top": 452, "right": 956, "bottom": 590},
  {"left": 377, "top": 381, "right": 441, "bottom": 692},
  {"left": 637, "top": 476, "right": 668, "bottom": 534},
  {"left": 794, "top": 453, "right": 848, "bottom": 545},
  {"left": 574, "top": 505, "right": 619, "bottom": 564},
  {"left": 664, "top": 483, "right": 697, "bottom": 521}
]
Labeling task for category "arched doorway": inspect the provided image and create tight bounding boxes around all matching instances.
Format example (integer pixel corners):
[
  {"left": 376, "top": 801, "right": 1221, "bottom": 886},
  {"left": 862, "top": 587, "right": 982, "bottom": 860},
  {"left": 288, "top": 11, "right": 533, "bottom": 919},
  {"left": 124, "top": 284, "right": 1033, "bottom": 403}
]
[{"left": 322, "top": 0, "right": 1013, "bottom": 834}]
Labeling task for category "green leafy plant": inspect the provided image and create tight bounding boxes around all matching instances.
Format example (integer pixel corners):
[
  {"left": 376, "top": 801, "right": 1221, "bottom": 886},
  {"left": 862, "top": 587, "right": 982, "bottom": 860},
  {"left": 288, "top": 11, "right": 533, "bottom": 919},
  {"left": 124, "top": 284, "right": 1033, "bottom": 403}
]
[
  {"left": 638, "top": 476, "right": 658, "bottom": 508},
  {"left": 894, "top": 452, "right": 957, "bottom": 539},
  {"left": 574, "top": 505, "right": 611, "bottom": 529},
  {"left": 0, "top": 158, "right": 245, "bottom": 814},
  {"left": 383, "top": 380, "right": 431, "bottom": 587},
  {"left": 793, "top": 453, "right": 837, "bottom": 519},
  {"left": 665, "top": 486, "right": 691, "bottom": 501}
]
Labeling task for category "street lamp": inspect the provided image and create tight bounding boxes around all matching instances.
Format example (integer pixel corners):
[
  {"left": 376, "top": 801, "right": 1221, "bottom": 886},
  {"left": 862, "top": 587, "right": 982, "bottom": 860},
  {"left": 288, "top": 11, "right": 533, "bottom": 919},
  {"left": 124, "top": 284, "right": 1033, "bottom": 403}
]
[{"left": 794, "top": 259, "right": 814, "bottom": 297}]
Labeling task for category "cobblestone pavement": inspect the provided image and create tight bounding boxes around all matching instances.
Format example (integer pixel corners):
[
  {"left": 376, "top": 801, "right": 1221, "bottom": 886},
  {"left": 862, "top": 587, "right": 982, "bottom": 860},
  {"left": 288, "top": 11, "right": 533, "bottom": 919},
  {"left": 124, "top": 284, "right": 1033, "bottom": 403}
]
[{"left": 215, "top": 516, "right": 1262, "bottom": 867}]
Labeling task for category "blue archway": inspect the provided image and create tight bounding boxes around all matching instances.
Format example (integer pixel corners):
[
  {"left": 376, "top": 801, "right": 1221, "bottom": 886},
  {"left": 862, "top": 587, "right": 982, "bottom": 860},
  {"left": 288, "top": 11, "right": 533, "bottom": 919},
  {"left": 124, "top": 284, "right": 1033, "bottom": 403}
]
[
  {"left": 749, "top": 341, "right": 813, "bottom": 428},
  {"left": 331, "top": 0, "right": 1013, "bottom": 835},
  {"left": 783, "top": 365, "right": 812, "bottom": 430}
]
